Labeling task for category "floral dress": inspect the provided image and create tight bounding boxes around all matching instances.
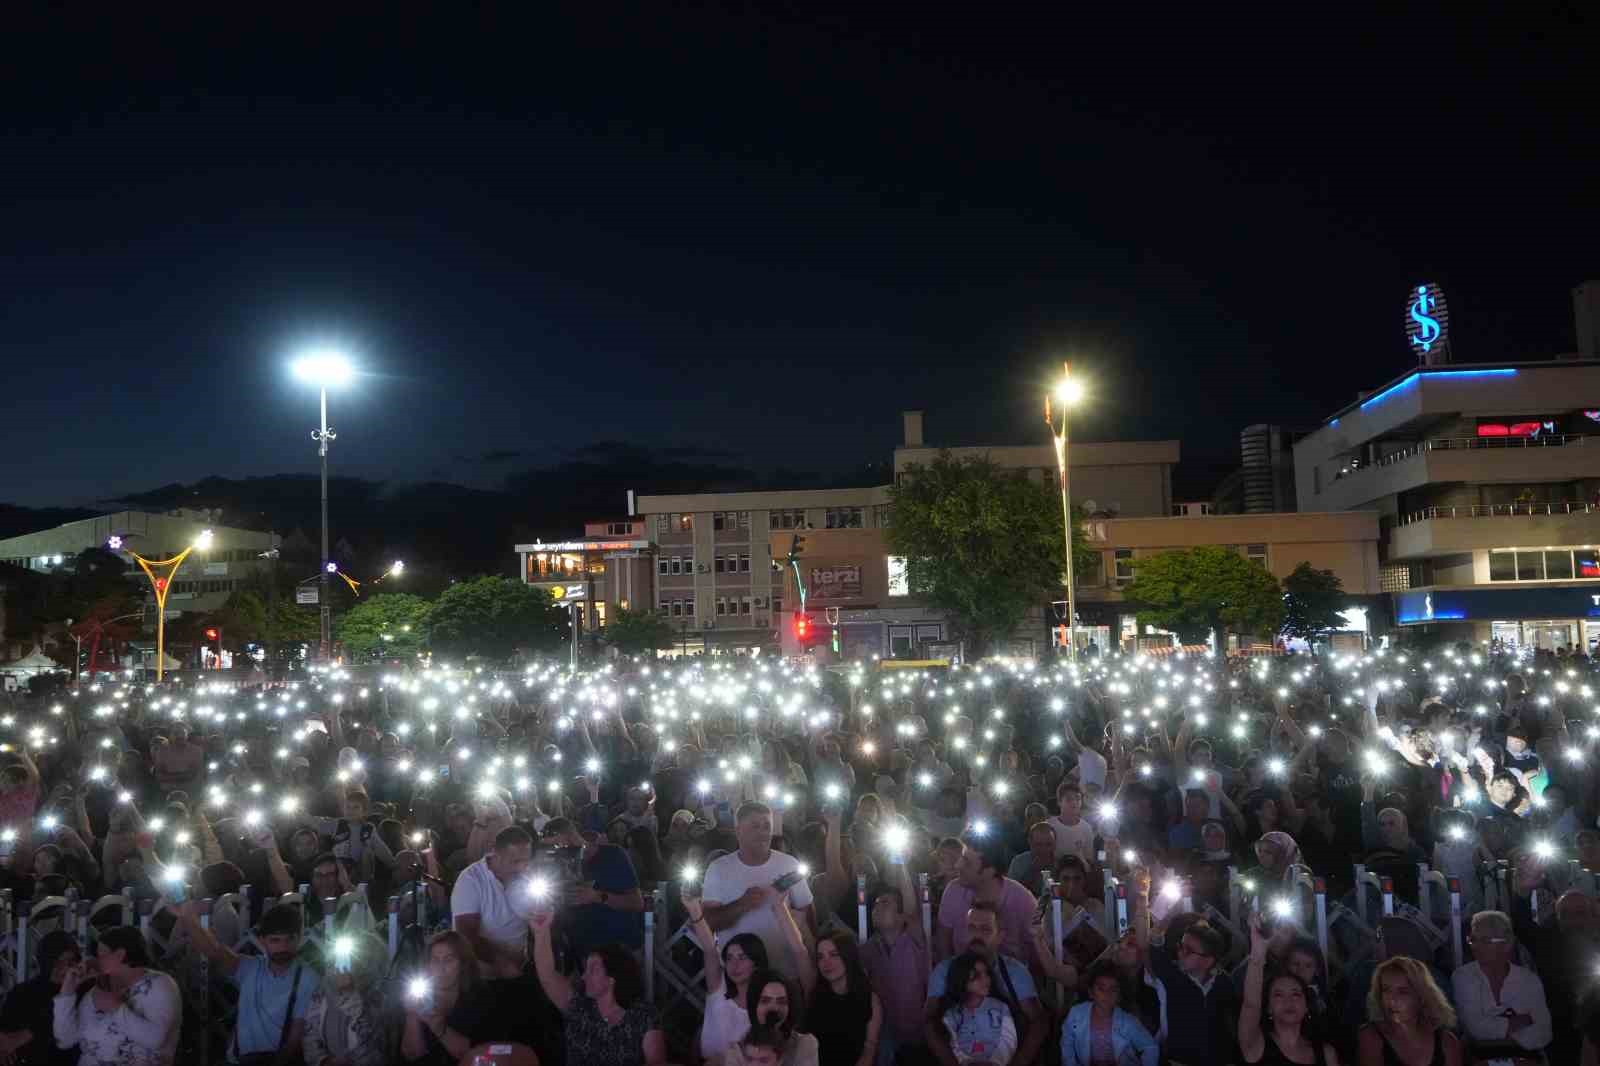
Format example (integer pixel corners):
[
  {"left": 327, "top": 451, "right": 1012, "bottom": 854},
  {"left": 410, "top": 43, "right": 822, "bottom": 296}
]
[
  {"left": 563, "top": 991, "right": 657, "bottom": 1066},
  {"left": 52, "top": 971, "right": 181, "bottom": 1066}
]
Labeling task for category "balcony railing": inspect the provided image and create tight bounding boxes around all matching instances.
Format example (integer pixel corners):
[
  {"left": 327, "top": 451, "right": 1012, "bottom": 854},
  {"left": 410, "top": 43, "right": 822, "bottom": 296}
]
[
  {"left": 1333, "top": 433, "right": 1594, "bottom": 481},
  {"left": 1397, "top": 502, "right": 1600, "bottom": 526}
]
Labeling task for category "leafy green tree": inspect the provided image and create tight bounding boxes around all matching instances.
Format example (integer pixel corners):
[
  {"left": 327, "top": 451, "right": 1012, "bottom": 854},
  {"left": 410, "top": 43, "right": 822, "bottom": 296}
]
[
  {"left": 337, "top": 593, "right": 432, "bottom": 660},
  {"left": 1123, "top": 545, "right": 1284, "bottom": 646},
  {"left": 886, "top": 451, "right": 1093, "bottom": 655},
  {"left": 604, "top": 606, "right": 675, "bottom": 656},
  {"left": 424, "top": 576, "right": 565, "bottom": 660},
  {"left": 1280, "top": 562, "right": 1348, "bottom": 641}
]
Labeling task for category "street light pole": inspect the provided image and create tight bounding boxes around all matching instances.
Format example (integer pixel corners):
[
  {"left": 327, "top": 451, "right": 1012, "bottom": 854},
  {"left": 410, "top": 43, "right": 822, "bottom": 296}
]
[
  {"left": 293, "top": 349, "right": 352, "bottom": 665},
  {"left": 316, "top": 384, "right": 333, "bottom": 662},
  {"left": 1048, "top": 362, "right": 1084, "bottom": 662}
]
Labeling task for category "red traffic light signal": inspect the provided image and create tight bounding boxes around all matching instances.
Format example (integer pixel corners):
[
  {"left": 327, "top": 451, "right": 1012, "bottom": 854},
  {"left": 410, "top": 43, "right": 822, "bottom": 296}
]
[
  {"left": 204, "top": 628, "right": 219, "bottom": 641},
  {"left": 794, "top": 613, "right": 811, "bottom": 641}
]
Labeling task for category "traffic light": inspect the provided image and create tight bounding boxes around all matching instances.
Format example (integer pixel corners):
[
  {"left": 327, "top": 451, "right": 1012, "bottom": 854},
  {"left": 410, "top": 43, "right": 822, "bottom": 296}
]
[
  {"left": 204, "top": 628, "right": 219, "bottom": 641},
  {"left": 794, "top": 612, "right": 813, "bottom": 645}
]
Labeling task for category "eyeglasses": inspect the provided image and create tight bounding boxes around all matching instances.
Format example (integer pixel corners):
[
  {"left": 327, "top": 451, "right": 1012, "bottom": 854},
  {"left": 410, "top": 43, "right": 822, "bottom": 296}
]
[
  {"left": 1469, "top": 936, "right": 1510, "bottom": 945},
  {"left": 1177, "top": 941, "right": 1214, "bottom": 959}
]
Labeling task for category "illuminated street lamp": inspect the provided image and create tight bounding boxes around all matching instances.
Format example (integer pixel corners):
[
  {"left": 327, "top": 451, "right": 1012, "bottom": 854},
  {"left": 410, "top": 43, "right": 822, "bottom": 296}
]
[
  {"left": 1045, "top": 362, "right": 1085, "bottom": 661},
  {"left": 113, "top": 528, "right": 213, "bottom": 681},
  {"left": 292, "top": 349, "right": 355, "bottom": 661}
]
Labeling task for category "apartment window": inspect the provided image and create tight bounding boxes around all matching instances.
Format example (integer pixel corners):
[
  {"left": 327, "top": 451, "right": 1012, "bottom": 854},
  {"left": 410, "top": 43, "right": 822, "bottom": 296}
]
[
  {"left": 683, "top": 598, "right": 695, "bottom": 618},
  {"left": 685, "top": 554, "right": 695, "bottom": 573},
  {"left": 655, "top": 515, "right": 669, "bottom": 537},
  {"left": 874, "top": 504, "right": 893, "bottom": 528},
  {"left": 1246, "top": 544, "right": 1267, "bottom": 568},
  {"left": 825, "top": 506, "right": 864, "bottom": 529},
  {"left": 595, "top": 601, "right": 607, "bottom": 627},
  {"left": 772, "top": 595, "right": 783, "bottom": 614},
  {"left": 658, "top": 557, "right": 669, "bottom": 576},
  {"left": 606, "top": 522, "right": 631, "bottom": 536},
  {"left": 739, "top": 511, "right": 750, "bottom": 528},
  {"left": 1546, "top": 550, "right": 1576, "bottom": 580},
  {"left": 658, "top": 599, "right": 670, "bottom": 614},
  {"left": 714, "top": 556, "right": 726, "bottom": 573},
  {"left": 739, "top": 554, "right": 751, "bottom": 573},
  {"left": 770, "top": 508, "right": 806, "bottom": 530},
  {"left": 717, "top": 597, "right": 728, "bottom": 616},
  {"left": 741, "top": 596, "right": 753, "bottom": 615},
  {"left": 676, "top": 513, "right": 693, "bottom": 532},
  {"left": 670, "top": 600, "right": 683, "bottom": 617},
  {"left": 1114, "top": 549, "right": 1135, "bottom": 586},
  {"left": 670, "top": 556, "right": 683, "bottom": 576},
  {"left": 1517, "top": 551, "right": 1545, "bottom": 581},
  {"left": 713, "top": 511, "right": 733, "bottom": 531}
]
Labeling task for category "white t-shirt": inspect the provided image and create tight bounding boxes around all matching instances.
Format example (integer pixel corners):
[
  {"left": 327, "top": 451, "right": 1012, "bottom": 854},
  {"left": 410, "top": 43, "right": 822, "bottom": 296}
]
[
  {"left": 1046, "top": 816, "right": 1096, "bottom": 867},
  {"left": 1077, "top": 749, "right": 1108, "bottom": 790},
  {"left": 701, "top": 850, "right": 815, "bottom": 978},
  {"left": 451, "top": 857, "right": 529, "bottom": 959},
  {"left": 700, "top": 985, "right": 751, "bottom": 1060}
]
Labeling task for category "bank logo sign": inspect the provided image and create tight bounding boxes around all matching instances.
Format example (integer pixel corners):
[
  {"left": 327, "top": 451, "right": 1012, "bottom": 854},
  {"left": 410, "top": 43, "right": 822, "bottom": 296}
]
[{"left": 1405, "top": 282, "right": 1450, "bottom": 361}]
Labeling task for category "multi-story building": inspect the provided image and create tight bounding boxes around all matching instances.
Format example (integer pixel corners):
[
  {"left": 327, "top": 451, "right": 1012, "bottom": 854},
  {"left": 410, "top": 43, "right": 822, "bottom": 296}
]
[
  {"left": 1295, "top": 315, "right": 1600, "bottom": 650},
  {"left": 0, "top": 509, "right": 280, "bottom": 618},
  {"left": 631, "top": 487, "right": 894, "bottom": 654},
  {"left": 1074, "top": 510, "right": 1382, "bottom": 651},
  {"left": 514, "top": 520, "right": 656, "bottom": 637},
  {"left": 894, "top": 411, "right": 1180, "bottom": 518}
]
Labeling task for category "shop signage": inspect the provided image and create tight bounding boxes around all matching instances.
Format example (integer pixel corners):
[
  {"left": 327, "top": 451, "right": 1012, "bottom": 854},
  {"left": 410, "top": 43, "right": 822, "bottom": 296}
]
[
  {"left": 807, "top": 565, "right": 862, "bottom": 600},
  {"left": 1395, "top": 586, "right": 1600, "bottom": 625}
]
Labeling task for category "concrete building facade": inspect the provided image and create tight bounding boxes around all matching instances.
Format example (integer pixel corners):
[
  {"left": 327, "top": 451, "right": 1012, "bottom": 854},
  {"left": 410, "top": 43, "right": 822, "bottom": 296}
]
[
  {"left": 1294, "top": 358, "right": 1600, "bottom": 650},
  {"left": 0, "top": 509, "right": 280, "bottom": 619}
]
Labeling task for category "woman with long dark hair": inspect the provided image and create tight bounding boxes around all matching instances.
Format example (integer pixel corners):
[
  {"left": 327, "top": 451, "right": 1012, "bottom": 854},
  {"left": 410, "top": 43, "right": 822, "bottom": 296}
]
[
  {"left": 400, "top": 930, "right": 499, "bottom": 1066},
  {"left": 806, "top": 933, "right": 882, "bottom": 1066},
  {"left": 724, "top": 971, "right": 817, "bottom": 1066},
  {"left": 1240, "top": 916, "right": 1341, "bottom": 1066},
  {"left": 683, "top": 892, "right": 771, "bottom": 1060},
  {"left": 937, "top": 953, "right": 1017, "bottom": 1066}
]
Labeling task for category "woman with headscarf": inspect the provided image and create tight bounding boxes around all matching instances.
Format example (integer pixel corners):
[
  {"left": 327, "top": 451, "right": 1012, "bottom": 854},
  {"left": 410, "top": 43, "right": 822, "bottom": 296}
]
[
  {"left": 1244, "top": 831, "right": 1304, "bottom": 886},
  {"left": 0, "top": 930, "right": 81, "bottom": 1066},
  {"left": 303, "top": 931, "right": 390, "bottom": 1066}
]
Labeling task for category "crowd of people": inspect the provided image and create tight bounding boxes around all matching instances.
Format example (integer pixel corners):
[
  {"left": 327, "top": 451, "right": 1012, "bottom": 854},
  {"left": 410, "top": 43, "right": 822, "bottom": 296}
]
[{"left": 0, "top": 641, "right": 1596, "bottom": 1066}]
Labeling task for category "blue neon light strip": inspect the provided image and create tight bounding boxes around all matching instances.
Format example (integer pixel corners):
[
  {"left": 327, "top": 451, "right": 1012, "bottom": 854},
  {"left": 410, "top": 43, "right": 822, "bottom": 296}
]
[
  {"left": 1358, "top": 369, "right": 1518, "bottom": 412},
  {"left": 1397, "top": 610, "right": 1467, "bottom": 624}
]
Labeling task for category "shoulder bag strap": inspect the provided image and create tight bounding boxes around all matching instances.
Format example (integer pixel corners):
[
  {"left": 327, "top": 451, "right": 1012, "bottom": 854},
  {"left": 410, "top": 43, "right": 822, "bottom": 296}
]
[{"left": 278, "top": 964, "right": 304, "bottom": 1047}]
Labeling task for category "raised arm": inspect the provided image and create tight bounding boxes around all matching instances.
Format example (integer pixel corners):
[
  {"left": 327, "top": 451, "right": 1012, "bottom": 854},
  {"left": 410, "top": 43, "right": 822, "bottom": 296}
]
[
  {"left": 772, "top": 894, "right": 816, "bottom": 1000},
  {"left": 174, "top": 901, "right": 242, "bottom": 976},
  {"left": 1237, "top": 915, "right": 1268, "bottom": 1063},
  {"left": 682, "top": 896, "right": 723, "bottom": 992},
  {"left": 528, "top": 912, "right": 574, "bottom": 1011}
]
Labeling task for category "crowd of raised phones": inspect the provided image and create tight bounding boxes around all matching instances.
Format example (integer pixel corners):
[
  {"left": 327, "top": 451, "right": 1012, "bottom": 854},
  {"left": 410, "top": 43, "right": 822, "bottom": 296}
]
[{"left": 0, "top": 643, "right": 1597, "bottom": 1066}]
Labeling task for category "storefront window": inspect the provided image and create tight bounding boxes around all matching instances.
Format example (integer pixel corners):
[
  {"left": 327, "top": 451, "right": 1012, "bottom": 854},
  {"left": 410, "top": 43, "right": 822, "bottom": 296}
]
[
  {"left": 1515, "top": 551, "right": 1546, "bottom": 581},
  {"left": 1545, "top": 550, "right": 1575, "bottom": 580},
  {"left": 1488, "top": 552, "right": 1516, "bottom": 582}
]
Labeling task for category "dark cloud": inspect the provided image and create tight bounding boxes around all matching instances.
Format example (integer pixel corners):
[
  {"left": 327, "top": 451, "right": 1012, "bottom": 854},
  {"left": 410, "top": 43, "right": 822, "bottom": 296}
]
[{"left": 479, "top": 449, "right": 524, "bottom": 464}]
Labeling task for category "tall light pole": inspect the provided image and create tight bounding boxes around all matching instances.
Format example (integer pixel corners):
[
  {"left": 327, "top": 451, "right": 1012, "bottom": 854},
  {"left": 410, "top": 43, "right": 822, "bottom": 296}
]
[
  {"left": 1047, "top": 362, "right": 1085, "bottom": 661},
  {"left": 292, "top": 350, "right": 354, "bottom": 663},
  {"left": 112, "top": 529, "right": 213, "bottom": 681}
]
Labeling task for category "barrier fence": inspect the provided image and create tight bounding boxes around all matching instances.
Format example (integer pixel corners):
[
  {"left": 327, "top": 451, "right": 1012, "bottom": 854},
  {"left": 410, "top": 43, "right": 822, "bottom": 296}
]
[{"left": 0, "top": 856, "right": 1589, "bottom": 1056}]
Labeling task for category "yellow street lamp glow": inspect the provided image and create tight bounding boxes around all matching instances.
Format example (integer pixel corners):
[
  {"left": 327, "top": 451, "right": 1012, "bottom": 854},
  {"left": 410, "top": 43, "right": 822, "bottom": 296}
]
[
  {"left": 291, "top": 350, "right": 355, "bottom": 387},
  {"left": 1054, "top": 377, "right": 1084, "bottom": 406}
]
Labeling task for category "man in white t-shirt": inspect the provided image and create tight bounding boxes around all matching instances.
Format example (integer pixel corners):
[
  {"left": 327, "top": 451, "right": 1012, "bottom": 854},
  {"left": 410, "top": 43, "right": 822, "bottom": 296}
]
[
  {"left": 451, "top": 824, "right": 534, "bottom": 978},
  {"left": 702, "top": 802, "right": 815, "bottom": 977},
  {"left": 1045, "top": 782, "right": 1096, "bottom": 868}
]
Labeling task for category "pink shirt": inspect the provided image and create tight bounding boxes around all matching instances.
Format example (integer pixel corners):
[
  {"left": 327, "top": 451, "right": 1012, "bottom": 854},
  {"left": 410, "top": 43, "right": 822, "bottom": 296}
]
[
  {"left": 861, "top": 929, "right": 930, "bottom": 1047},
  {"left": 937, "top": 877, "right": 1037, "bottom": 965}
]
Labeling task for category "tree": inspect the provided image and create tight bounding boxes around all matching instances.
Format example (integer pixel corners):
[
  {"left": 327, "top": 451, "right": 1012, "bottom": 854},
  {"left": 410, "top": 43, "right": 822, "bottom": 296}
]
[
  {"left": 337, "top": 593, "right": 432, "bottom": 661},
  {"left": 1280, "top": 562, "right": 1348, "bottom": 642},
  {"left": 1122, "top": 546, "right": 1284, "bottom": 646},
  {"left": 886, "top": 451, "right": 1094, "bottom": 656},
  {"left": 424, "top": 576, "right": 566, "bottom": 660},
  {"left": 604, "top": 606, "right": 675, "bottom": 656}
]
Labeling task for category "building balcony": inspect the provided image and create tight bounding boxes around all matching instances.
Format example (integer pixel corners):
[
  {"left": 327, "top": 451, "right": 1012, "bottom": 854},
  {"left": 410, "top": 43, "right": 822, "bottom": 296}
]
[
  {"left": 1387, "top": 502, "right": 1600, "bottom": 560},
  {"left": 1318, "top": 433, "right": 1599, "bottom": 511}
]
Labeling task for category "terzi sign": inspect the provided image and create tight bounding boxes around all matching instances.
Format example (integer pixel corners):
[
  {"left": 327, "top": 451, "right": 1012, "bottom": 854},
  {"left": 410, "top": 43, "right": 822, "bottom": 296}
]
[{"left": 807, "top": 565, "right": 862, "bottom": 601}]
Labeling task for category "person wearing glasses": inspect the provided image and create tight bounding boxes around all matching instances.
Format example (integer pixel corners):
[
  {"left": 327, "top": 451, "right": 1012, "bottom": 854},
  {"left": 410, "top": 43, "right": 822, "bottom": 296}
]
[
  {"left": 1131, "top": 871, "right": 1238, "bottom": 1066},
  {"left": 1451, "top": 911, "right": 1551, "bottom": 1066}
]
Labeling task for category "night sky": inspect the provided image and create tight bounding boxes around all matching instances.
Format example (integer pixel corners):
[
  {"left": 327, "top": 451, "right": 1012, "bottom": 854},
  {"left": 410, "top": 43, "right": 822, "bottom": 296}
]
[{"left": 4, "top": 5, "right": 1596, "bottom": 509}]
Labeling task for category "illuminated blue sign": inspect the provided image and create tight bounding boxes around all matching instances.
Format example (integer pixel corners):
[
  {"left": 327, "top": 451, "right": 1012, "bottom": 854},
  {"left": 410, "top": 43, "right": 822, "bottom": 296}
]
[
  {"left": 1404, "top": 282, "right": 1450, "bottom": 358},
  {"left": 1395, "top": 586, "right": 1600, "bottom": 625}
]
